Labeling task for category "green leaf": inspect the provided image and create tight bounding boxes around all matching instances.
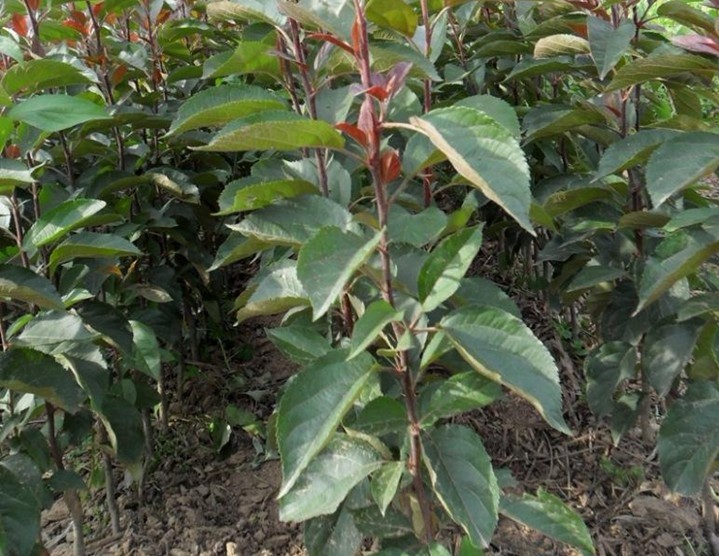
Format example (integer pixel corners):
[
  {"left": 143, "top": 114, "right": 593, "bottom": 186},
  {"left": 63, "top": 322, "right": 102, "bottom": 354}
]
[
  {"left": 297, "top": 228, "right": 382, "bottom": 320},
  {"left": 0, "top": 265, "right": 64, "bottom": 310},
  {"left": 645, "top": 132, "right": 719, "bottom": 207},
  {"left": 423, "top": 425, "right": 499, "bottom": 548},
  {"left": 419, "top": 226, "right": 484, "bottom": 312},
  {"left": 129, "top": 321, "right": 161, "bottom": 381},
  {"left": 230, "top": 195, "right": 353, "bottom": 246},
  {"left": 209, "top": 233, "right": 268, "bottom": 271},
  {"left": 566, "top": 265, "right": 625, "bottom": 292},
  {"left": 206, "top": 0, "right": 285, "bottom": 25},
  {"left": 0, "top": 348, "right": 85, "bottom": 412},
  {"left": 505, "top": 57, "right": 576, "bottom": 81},
  {"left": 452, "top": 277, "right": 521, "bottom": 318},
  {"left": 279, "top": 435, "right": 382, "bottom": 521},
  {"left": 0, "top": 465, "right": 40, "bottom": 556},
  {"left": 216, "top": 178, "right": 318, "bottom": 215},
  {"left": 588, "top": 17, "right": 634, "bottom": 79},
  {"left": 606, "top": 53, "right": 718, "bottom": 92},
  {"left": 0, "top": 36, "right": 23, "bottom": 63},
  {"left": 638, "top": 229, "right": 719, "bottom": 312},
  {"left": 202, "top": 41, "right": 281, "bottom": 78},
  {"left": 7, "top": 94, "right": 107, "bottom": 132},
  {"left": 49, "top": 232, "right": 142, "bottom": 273},
  {"left": 353, "top": 505, "right": 414, "bottom": 539},
  {"left": 441, "top": 305, "right": 569, "bottom": 433},
  {"left": 78, "top": 301, "right": 134, "bottom": 355},
  {"left": 197, "top": 110, "right": 345, "bottom": 152},
  {"left": 2, "top": 59, "right": 94, "bottom": 95},
  {"left": 0, "top": 159, "right": 36, "bottom": 191},
  {"left": 16, "top": 311, "right": 98, "bottom": 355},
  {"left": 543, "top": 187, "right": 612, "bottom": 218},
  {"left": 595, "top": 129, "right": 681, "bottom": 180},
  {"left": 455, "top": 95, "right": 521, "bottom": 138},
  {"left": 277, "top": 349, "right": 375, "bottom": 497},
  {"left": 643, "top": 322, "right": 701, "bottom": 397},
  {"left": 167, "top": 84, "right": 285, "bottom": 137},
  {"left": 657, "top": 0, "right": 717, "bottom": 34},
  {"left": 146, "top": 170, "right": 200, "bottom": 203},
  {"left": 584, "top": 342, "right": 636, "bottom": 418},
  {"left": 658, "top": 381, "right": 719, "bottom": 494},
  {"left": 367, "top": 0, "right": 418, "bottom": 37},
  {"left": 236, "top": 260, "right": 310, "bottom": 323},
  {"left": 349, "top": 300, "right": 402, "bottom": 360},
  {"left": 664, "top": 207, "right": 719, "bottom": 232},
  {"left": 524, "top": 105, "right": 605, "bottom": 142},
  {"left": 499, "top": 489, "right": 595, "bottom": 555},
  {"left": 534, "top": 34, "right": 590, "bottom": 58},
  {"left": 304, "top": 503, "right": 363, "bottom": 556},
  {"left": 353, "top": 397, "right": 407, "bottom": 436},
  {"left": 678, "top": 293, "right": 719, "bottom": 322},
  {"left": 371, "top": 462, "right": 405, "bottom": 516},
  {"left": 23, "top": 199, "right": 107, "bottom": 251},
  {"left": 266, "top": 325, "right": 331, "bottom": 365},
  {"left": 419, "top": 372, "right": 502, "bottom": 427},
  {"left": 409, "top": 107, "right": 532, "bottom": 232},
  {"left": 99, "top": 394, "right": 145, "bottom": 465},
  {"left": 387, "top": 205, "right": 447, "bottom": 247}
]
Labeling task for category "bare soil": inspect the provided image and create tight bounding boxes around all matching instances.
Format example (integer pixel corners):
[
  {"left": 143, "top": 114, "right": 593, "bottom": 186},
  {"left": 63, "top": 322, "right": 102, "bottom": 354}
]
[{"left": 42, "top": 296, "right": 713, "bottom": 556}]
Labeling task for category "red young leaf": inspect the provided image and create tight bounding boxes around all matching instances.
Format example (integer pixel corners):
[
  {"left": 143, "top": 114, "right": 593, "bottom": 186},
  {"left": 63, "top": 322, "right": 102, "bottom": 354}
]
[
  {"left": 366, "top": 85, "right": 389, "bottom": 101},
  {"left": 10, "top": 14, "right": 29, "bottom": 37},
  {"left": 380, "top": 149, "right": 401, "bottom": 184},
  {"left": 351, "top": 17, "right": 361, "bottom": 56},
  {"left": 336, "top": 123, "right": 368, "bottom": 147},
  {"left": 307, "top": 33, "right": 354, "bottom": 55},
  {"left": 672, "top": 35, "right": 719, "bottom": 57},
  {"left": 26, "top": 0, "right": 40, "bottom": 11}
]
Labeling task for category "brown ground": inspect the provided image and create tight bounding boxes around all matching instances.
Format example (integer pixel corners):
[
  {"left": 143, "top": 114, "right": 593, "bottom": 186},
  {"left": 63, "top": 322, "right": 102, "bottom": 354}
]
[{"left": 42, "top": 295, "right": 712, "bottom": 556}]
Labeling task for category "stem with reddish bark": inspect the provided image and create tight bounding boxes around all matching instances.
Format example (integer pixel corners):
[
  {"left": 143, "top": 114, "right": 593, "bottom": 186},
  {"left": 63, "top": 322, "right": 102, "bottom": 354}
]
[{"left": 352, "top": 0, "right": 434, "bottom": 543}]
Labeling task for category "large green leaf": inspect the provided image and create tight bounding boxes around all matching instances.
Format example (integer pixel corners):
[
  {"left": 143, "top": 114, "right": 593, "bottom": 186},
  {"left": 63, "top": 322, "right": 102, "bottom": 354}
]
[
  {"left": 298, "top": 228, "right": 381, "bottom": 320},
  {"left": 366, "top": 0, "right": 418, "bottom": 37},
  {"left": 505, "top": 57, "right": 576, "bottom": 81},
  {"left": 658, "top": 381, "right": 719, "bottom": 494},
  {"left": 0, "top": 348, "right": 85, "bottom": 412},
  {"left": 206, "top": 0, "right": 285, "bottom": 25},
  {"left": 230, "top": 195, "right": 353, "bottom": 246},
  {"left": 216, "top": 178, "right": 318, "bottom": 215},
  {"left": 16, "top": 311, "right": 98, "bottom": 355},
  {"left": 595, "top": 129, "right": 680, "bottom": 180},
  {"left": 0, "top": 466, "right": 40, "bottom": 556},
  {"left": 349, "top": 300, "right": 402, "bottom": 360},
  {"left": 455, "top": 95, "right": 521, "bottom": 138},
  {"left": 606, "top": 53, "right": 717, "bottom": 92},
  {"left": 23, "top": 199, "right": 107, "bottom": 251},
  {"left": 78, "top": 301, "right": 134, "bottom": 355},
  {"left": 196, "top": 110, "right": 345, "bottom": 152},
  {"left": 587, "top": 17, "right": 634, "bottom": 79},
  {"left": 0, "top": 265, "right": 63, "bottom": 310},
  {"left": 167, "top": 84, "right": 285, "bottom": 137},
  {"left": 423, "top": 425, "right": 499, "bottom": 548},
  {"left": 534, "top": 34, "right": 590, "bottom": 58},
  {"left": 304, "top": 503, "right": 363, "bottom": 556},
  {"left": 645, "top": 132, "right": 719, "bottom": 207},
  {"left": 7, "top": 94, "right": 107, "bottom": 132},
  {"left": 500, "top": 490, "right": 595, "bottom": 555},
  {"left": 353, "top": 397, "right": 407, "bottom": 436},
  {"left": 279, "top": 435, "right": 382, "bottom": 521},
  {"left": 657, "top": 0, "right": 717, "bottom": 34},
  {"left": 2, "top": 59, "right": 93, "bottom": 95},
  {"left": 643, "top": 322, "right": 701, "bottom": 397},
  {"left": 524, "top": 105, "right": 604, "bottom": 141},
  {"left": 202, "top": 41, "right": 281, "bottom": 78},
  {"left": 419, "top": 372, "right": 502, "bottom": 427},
  {"left": 277, "top": 349, "right": 375, "bottom": 497},
  {"left": 98, "top": 394, "right": 145, "bottom": 465},
  {"left": 209, "top": 233, "right": 269, "bottom": 271},
  {"left": 0, "top": 159, "right": 35, "bottom": 192},
  {"left": 584, "top": 342, "right": 636, "bottom": 418},
  {"left": 452, "top": 277, "right": 521, "bottom": 318},
  {"left": 129, "top": 321, "right": 161, "bottom": 381},
  {"left": 418, "top": 226, "right": 484, "bottom": 311},
  {"left": 49, "top": 232, "right": 142, "bottom": 273},
  {"left": 387, "top": 205, "right": 447, "bottom": 247},
  {"left": 236, "top": 259, "right": 309, "bottom": 323},
  {"left": 441, "top": 306, "right": 569, "bottom": 433},
  {"left": 266, "top": 324, "right": 331, "bottom": 365},
  {"left": 637, "top": 229, "right": 719, "bottom": 312},
  {"left": 408, "top": 106, "right": 533, "bottom": 233},
  {"left": 370, "top": 462, "right": 405, "bottom": 516}
]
